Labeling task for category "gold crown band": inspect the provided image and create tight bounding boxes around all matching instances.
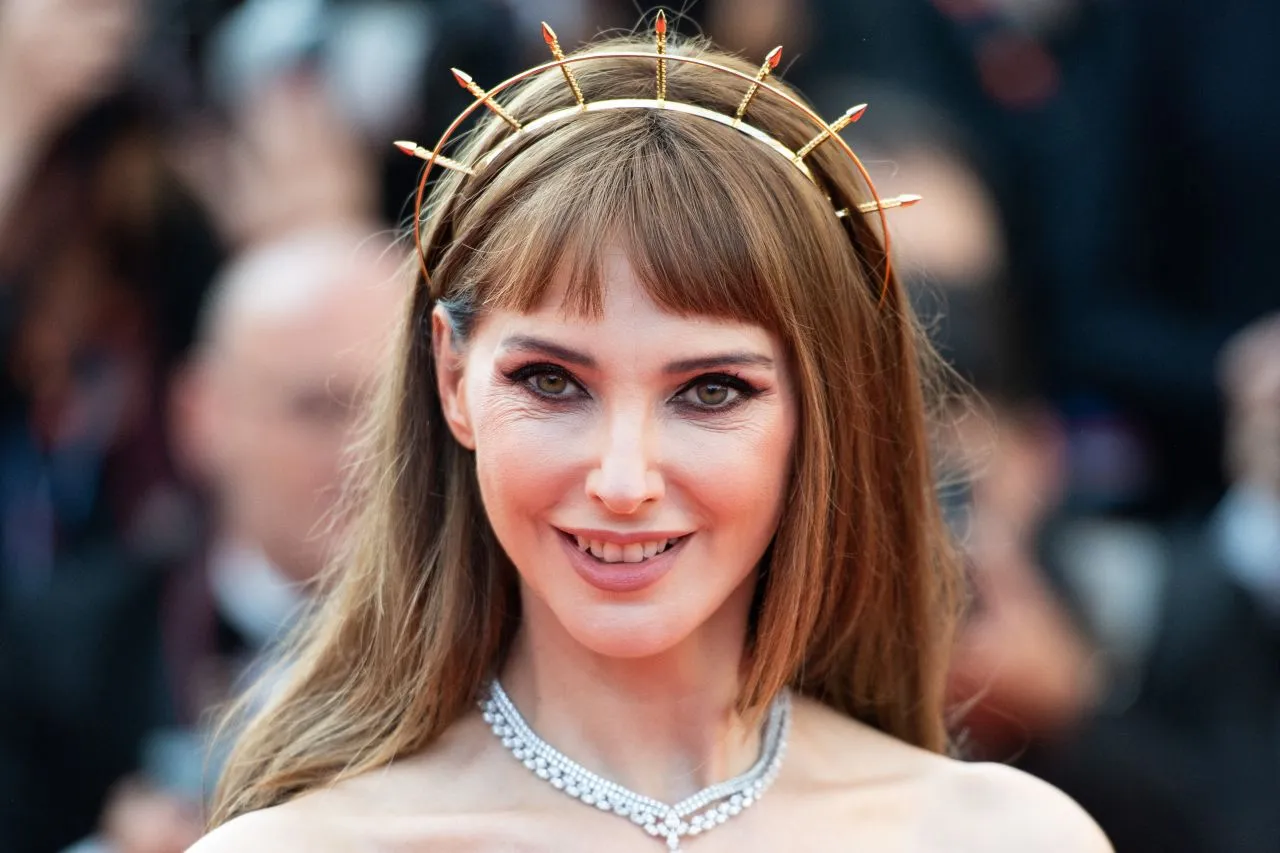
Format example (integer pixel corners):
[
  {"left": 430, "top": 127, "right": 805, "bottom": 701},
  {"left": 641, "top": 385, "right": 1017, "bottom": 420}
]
[
  {"left": 472, "top": 98, "right": 817, "bottom": 181},
  {"left": 398, "top": 124, "right": 918, "bottom": 219},
  {"left": 399, "top": 20, "right": 915, "bottom": 306}
]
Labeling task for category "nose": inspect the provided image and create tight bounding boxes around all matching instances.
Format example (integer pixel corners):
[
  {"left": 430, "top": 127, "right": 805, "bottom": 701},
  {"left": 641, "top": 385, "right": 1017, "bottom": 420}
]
[{"left": 585, "top": 409, "right": 665, "bottom": 515}]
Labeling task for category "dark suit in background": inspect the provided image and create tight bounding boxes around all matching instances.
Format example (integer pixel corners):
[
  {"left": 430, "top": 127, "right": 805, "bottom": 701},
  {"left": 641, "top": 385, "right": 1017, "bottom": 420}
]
[
  {"left": 1134, "top": 523, "right": 1280, "bottom": 853},
  {"left": 0, "top": 548, "right": 246, "bottom": 853}
]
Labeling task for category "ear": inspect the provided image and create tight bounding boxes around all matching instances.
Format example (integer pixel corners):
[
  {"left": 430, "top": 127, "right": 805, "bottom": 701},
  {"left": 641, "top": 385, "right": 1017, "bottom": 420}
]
[{"left": 432, "top": 306, "right": 476, "bottom": 450}]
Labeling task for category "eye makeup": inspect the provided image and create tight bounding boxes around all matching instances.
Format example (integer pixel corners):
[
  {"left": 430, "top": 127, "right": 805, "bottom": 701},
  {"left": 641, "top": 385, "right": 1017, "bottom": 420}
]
[
  {"left": 502, "top": 362, "right": 589, "bottom": 403},
  {"left": 670, "top": 372, "right": 762, "bottom": 414},
  {"left": 500, "top": 361, "right": 764, "bottom": 416}
]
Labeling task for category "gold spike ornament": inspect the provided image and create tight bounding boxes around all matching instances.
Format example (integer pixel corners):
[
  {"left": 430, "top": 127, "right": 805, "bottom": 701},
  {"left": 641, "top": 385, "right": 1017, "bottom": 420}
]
[
  {"left": 452, "top": 68, "right": 523, "bottom": 131},
  {"left": 542, "top": 22, "right": 586, "bottom": 108},
  {"left": 734, "top": 46, "right": 782, "bottom": 126}
]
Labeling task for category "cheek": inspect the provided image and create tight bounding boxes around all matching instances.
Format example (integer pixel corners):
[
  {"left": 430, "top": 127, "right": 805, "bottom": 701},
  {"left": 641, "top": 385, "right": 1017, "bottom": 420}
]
[
  {"left": 666, "top": 413, "right": 795, "bottom": 526},
  {"left": 471, "top": 391, "right": 585, "bottom": 518},
  {"left": 250, "top": 418, "right": 343, "bottom": 498}
]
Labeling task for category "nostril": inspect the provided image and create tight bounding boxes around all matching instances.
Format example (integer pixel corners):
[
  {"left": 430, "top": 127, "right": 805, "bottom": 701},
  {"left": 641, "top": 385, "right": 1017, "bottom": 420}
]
[{"left": 585, "top": 467, "right": 665, "bottom": 513}]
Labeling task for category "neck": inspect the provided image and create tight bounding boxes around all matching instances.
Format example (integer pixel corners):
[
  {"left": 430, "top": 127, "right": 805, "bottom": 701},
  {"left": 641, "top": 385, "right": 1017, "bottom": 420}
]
[{"left": 499, "top": 582, "right": 761, "bottom": 804}]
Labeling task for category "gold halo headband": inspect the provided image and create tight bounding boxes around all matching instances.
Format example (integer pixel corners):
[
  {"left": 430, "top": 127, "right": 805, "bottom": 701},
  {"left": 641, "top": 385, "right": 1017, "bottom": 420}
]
[
  {"left": 397, "top": 17, "right": 920, "bottom": 305},
  {"left": 472, "top": 99, "right": 817, "bottom": 181}
]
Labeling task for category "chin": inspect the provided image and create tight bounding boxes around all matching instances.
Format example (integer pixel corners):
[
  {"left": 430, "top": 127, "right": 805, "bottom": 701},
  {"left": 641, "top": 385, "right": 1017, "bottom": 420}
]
[
  {"left": 555, "top": 598, "right": 703, "bottom": 660},
  {"left": 547, "top": 571, "right": 758, "bottom": 662}
]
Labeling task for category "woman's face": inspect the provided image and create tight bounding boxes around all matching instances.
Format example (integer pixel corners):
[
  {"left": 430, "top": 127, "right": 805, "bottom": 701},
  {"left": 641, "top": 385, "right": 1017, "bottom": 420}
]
[{"left": 436, "top": 250, "right": 797, "bottom": 659}]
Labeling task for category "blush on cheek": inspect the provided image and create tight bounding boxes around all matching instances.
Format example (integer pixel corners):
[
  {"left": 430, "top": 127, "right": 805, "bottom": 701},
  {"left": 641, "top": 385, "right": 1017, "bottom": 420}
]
[
  {"left": 472, "top": 393, "right": 587, "bottom": 526},
  {"left": 668, "top": 415, "right": 794, "bottom": 521}
]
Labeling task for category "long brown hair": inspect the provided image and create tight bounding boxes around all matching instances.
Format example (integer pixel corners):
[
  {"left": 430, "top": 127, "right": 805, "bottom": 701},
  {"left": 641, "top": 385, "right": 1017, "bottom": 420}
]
[{"left": 211, "top": 33, "right": 962, "bottom": 825}]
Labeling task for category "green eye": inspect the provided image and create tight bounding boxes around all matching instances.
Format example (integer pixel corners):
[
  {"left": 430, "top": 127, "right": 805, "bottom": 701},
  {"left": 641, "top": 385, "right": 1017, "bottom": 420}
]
[
  {"left": 695, "top": 383, "right": 731, "bottom": 406},
  {"left": 534, "top": 373, "right": 569, "bottom": 395}
]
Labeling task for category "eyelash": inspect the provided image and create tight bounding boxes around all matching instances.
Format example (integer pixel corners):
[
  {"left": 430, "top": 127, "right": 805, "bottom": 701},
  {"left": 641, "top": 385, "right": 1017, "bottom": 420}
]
[{"left": 502, "top": 362, "right": 763, "bottom": 414}]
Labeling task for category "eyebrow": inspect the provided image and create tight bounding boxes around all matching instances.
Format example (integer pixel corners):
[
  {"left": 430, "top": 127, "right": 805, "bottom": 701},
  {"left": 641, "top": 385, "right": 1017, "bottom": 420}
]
[
  {"left": 662, "top": 352, "right": 775, "bottom": 374},
  {"left": 499, "top": 335, "right": 598, "bottom": 369},
  {"left": 498, "top": 335, "right": 774, "bottom": 374}
]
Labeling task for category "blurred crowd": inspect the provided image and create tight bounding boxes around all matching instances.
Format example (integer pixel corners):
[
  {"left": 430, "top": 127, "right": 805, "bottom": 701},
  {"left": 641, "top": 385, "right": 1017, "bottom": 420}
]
[{"left": 0, "top": 1, "right": 1275, "bottom": 851}]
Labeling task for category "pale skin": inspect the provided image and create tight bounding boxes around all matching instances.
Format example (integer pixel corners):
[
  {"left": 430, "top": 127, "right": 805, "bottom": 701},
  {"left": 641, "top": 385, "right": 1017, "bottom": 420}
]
[{"left": 191, "top": 251, "right": 1112, "bottom": 852}]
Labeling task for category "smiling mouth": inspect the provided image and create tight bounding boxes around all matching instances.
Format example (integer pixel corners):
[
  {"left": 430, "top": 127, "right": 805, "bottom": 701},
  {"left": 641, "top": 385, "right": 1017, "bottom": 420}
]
[{"left": 557, "top": 531, "right": 689, "bottom": 564}]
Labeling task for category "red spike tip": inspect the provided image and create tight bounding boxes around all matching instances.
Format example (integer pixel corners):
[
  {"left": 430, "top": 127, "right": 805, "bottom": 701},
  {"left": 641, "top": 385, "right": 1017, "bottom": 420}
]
[
  {"left": 655, "top": 10, "right": 667, "bottom": 35},
  {"left": 394, "top": 140, "right": 418, "bottom": 157},
  {"left": 541, "top": 22, "right": 556, "bottom": 45},
  {"left": 451, "top": 68, "right": 473, "bottom": 88},
  {"left": 766, "top": 46, "right": 783, "bottom": 69}
]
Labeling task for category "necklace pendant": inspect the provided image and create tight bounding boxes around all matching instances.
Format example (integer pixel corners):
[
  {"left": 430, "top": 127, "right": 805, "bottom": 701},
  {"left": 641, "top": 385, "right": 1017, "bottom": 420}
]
[{"left": 661, "top": 812, "right": 683, "bottom": 850}]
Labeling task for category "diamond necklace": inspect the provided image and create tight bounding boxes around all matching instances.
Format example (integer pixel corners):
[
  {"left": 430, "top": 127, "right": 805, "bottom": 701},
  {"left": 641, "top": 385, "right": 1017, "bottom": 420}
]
[{"left": 480, "top": 679, "right": 791, "bottom": 851}]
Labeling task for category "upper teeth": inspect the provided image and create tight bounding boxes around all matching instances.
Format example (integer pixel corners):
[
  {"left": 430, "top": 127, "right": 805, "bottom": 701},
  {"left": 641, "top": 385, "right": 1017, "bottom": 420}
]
[{"left": 575, "top": 536, "right": 680, "bottom": 563}]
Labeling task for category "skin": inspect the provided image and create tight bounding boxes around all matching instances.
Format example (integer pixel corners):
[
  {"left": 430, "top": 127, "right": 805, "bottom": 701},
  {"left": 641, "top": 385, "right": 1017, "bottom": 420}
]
[
  {"left": 944, "top": 405, "right": 1102, "bottom": 754},
  {"left": 1220, "top": 312, "right": 1280, "bottom": 498},
  {"left": 174, "top": 228, "right": 407, "bottom": 583},
  {"left": 191, "top": 251, "right": 1112, "bottom": 852}
]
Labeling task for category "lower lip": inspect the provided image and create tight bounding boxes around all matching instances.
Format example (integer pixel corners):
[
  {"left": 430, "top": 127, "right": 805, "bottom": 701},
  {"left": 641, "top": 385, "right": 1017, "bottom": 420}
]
[{"left": 556, "top": 531, "right": 688, "bottom": 594}]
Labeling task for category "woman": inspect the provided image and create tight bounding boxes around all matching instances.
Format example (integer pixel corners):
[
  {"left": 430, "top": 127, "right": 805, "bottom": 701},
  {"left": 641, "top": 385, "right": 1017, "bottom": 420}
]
[{"left": 193, "top": 21, "right": 1111, "bottom": 851}]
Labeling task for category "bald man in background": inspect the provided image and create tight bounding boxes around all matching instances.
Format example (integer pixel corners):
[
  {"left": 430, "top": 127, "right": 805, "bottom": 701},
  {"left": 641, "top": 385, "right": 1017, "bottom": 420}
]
[
  {"left": 175, "top": 225, "right": 407, "bottom": 584},
  {"left": 0, "top": 225, "right": 408, "bottom": 853}
]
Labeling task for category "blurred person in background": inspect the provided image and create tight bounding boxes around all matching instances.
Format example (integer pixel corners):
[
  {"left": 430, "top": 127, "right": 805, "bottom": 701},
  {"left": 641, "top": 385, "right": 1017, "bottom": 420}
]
[
  {"left": 0, "top": 0, "right": 221, "bottom": 612},
  {"left": 0, "top": 0, "right": 138, "bottom": 225},
  {"left": 862, "top": 5, "right": 1280, "bottom": 846},
  {"left": 172, "top": 0, "right": 522, "bottom": 244},
  {"left": 857, "top": 94, "right": 1215, "bottom": 850},
  {"left": 941, "top": 399, "right": 1101, "bottom": 760},
  {"left": 0, "top": 3, "right": 524, "bottom": 850},
  {"left": 937, "top": 328, "right": 1216, "bottom": 853},
  {"left": 0, "top": 225, "right": 408, "bottom": 853},
  {"left": 838, "top": 80, "right": 1103, "bottom": 750},
  {"left": 1125, "top": 314, "right": 1280, "bottom": 853}
]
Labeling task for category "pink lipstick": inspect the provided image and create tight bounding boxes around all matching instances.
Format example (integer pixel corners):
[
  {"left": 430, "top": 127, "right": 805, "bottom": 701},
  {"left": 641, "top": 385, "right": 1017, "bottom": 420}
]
[{"left": 555, "top": 529, "right": 689, "bottom": 593}]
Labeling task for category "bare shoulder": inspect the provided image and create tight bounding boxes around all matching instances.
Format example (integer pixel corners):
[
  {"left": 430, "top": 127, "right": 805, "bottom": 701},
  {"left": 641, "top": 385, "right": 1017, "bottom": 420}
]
[
  {"left": 188, "top": 716, "right": 530, "bottom": 853},
  {"left": 187, "top": 800, "right": 351, "bottom": 853},
  {"left": 788, "top": 698, "right": 1111, "bottom": 852},
  {"left": 923, "top": 761, "right": 1114, "bottom": 853}
]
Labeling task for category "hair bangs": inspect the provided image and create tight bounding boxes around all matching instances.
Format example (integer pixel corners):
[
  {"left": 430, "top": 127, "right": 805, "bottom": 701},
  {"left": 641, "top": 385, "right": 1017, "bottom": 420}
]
[{"left": 462, "top": 108, "right": 826, "bottom": 335}]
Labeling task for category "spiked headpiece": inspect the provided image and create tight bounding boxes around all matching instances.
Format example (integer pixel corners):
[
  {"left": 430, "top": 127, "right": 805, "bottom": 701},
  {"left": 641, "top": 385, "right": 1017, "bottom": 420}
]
[{"left": 396, "top": 12, "right": 919, "bottom": 302}]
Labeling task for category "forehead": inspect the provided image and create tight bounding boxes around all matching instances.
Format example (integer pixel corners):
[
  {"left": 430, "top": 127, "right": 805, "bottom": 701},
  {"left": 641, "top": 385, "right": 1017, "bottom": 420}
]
[{"left": 228, "top": 279, "right": 401, "bottom": 388}]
